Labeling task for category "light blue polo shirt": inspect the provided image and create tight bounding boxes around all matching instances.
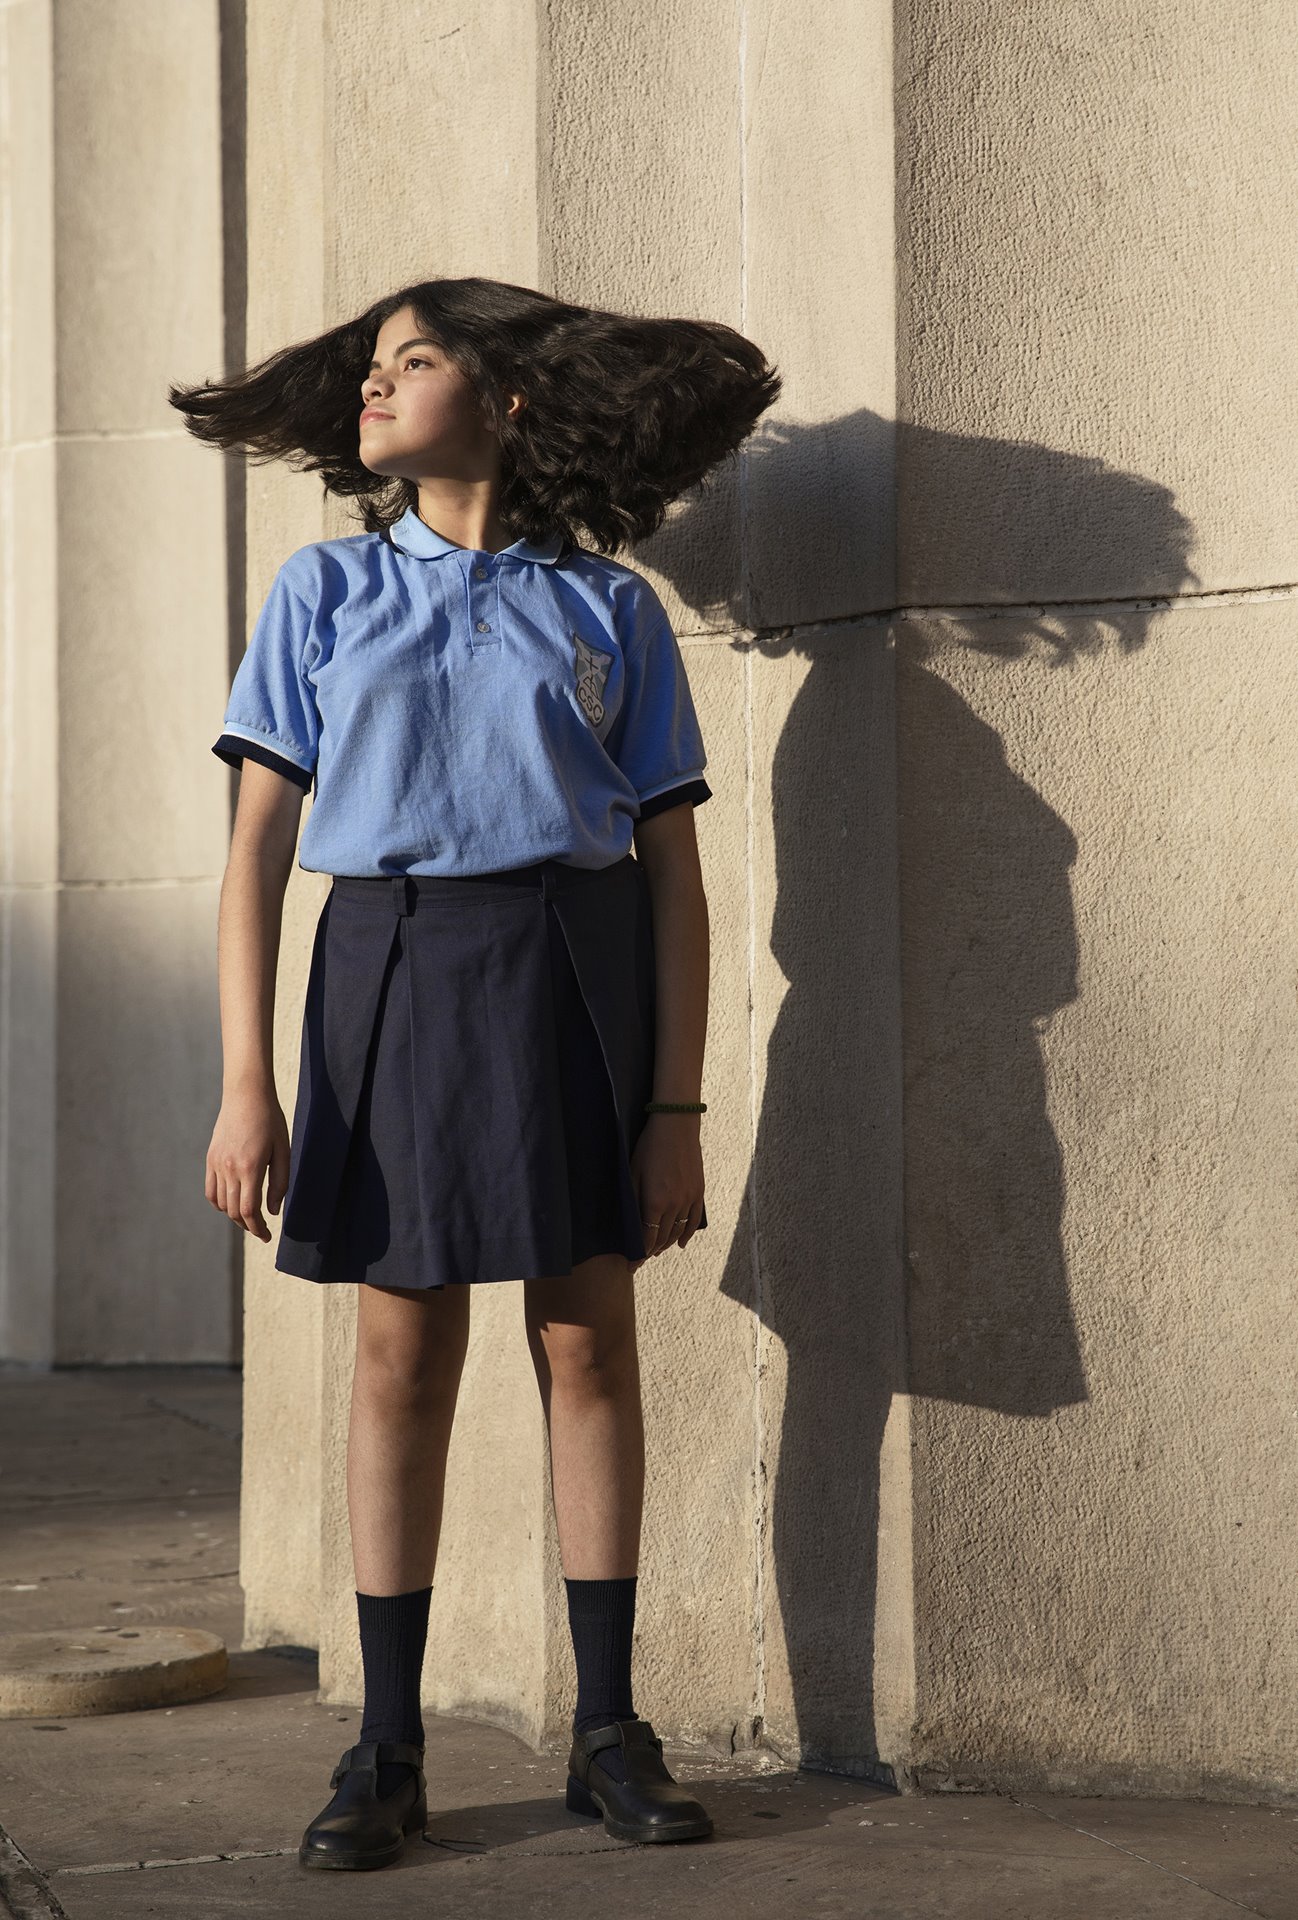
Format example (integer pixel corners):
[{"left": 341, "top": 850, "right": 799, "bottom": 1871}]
[{"left": 212, "top": 506, "right": 711, "bottom": 876}]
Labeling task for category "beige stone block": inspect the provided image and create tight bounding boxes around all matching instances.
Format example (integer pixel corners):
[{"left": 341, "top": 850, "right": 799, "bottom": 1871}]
[
  {"left": 0, "top": 880, "right": 57, "bottom": 1365},
  {"left": 57, "top": 434, "right": 230, "bottom": 884},
  {"left": 328, "top": 0, "right": 538, "bottom": 317},
  {"left": 53, "top": 0, "right": 223, "bottom": 433},
  {"left": 742, "top": 0, "right": 896, "bottom": 628},
  {"left": 539, "top": 0, "right": 742, "bottom": 637},
  {"left": 56, "top": 876, "right": 233, "bottom": 1363},
  {"left": 2, "top": 441, "right": 58, "bottom": 888},
  {"left": 244, "top": 0, "right": 329, "bottom": 622},
  {"left": 742, "top": 623, "right": 907, "bottom": 1773},
  {"left": 895, "top": 0, "right": 1298, "bottom": 598},
  {"left": 5, "top": 0, "right": 55, "bottom": 456},
  {"left": 898, "top": 596, "right": 1298, "bottom": 1792}
]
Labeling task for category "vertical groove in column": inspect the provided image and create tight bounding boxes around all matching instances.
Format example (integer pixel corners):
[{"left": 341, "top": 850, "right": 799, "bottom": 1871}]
[
  {"left": 0, "top": 2, "right": 14, "bottom": 1345},
  {"left": 744, "top": 634, "right": 766, "bottom": 1745},
  {"left": 737, "top": 0, "right": 766, "bottom": 1748},
  {"left": 217, "top": 0, "right": 247, "bottom": 1357}
]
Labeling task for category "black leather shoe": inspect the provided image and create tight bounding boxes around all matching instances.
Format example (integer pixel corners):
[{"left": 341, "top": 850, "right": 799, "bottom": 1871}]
[
  {"left": 565, "top": 1716, "right": 713, "bottom": 1842},
  {"left": 298, "top": 1739, "right": 427, "bottom": 1870}
]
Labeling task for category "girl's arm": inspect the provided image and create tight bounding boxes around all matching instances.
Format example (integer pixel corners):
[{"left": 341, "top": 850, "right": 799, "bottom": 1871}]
[
  {"left": 631, "top": 802, "right": 710, "bottom": 1256},
  {"left": 205, "top": 765, "right": 304, "bottom": 1242}
]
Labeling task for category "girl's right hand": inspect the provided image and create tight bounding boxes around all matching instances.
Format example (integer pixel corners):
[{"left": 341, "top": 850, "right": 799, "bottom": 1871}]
[{"left": 205, "top": 1087, "right": 291, "bottom": 1243}]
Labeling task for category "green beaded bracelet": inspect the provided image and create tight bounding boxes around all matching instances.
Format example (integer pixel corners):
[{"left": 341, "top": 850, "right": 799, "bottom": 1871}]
[{"left": 644, "top": 1100, "right": 707, "bottom": 1113}]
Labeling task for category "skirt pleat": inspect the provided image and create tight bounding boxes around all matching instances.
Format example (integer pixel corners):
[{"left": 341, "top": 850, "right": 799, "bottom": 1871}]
[{"left": 273, "top": 853, "right": 705, "bottom": 1289}]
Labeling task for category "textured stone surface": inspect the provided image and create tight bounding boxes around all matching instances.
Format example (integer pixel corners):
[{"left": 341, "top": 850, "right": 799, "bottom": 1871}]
[
  {"left": 898, "top": 598, "right": 1298, "bottom": 1796},
  {"left": 0, "top": 0, "right": 234, "bottom": 1366},
  {"left": 894, "top": 1, "right": 1298, "bottom": 600}
]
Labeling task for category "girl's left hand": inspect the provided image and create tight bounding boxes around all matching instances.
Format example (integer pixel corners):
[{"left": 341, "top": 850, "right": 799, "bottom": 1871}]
[{"left": 629, "top": 1113, "right": 705, "bottom": 1264}]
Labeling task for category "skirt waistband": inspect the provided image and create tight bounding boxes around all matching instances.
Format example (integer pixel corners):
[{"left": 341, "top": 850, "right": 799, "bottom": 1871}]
[{"left": 330, "top": 853, "right": 637, "bottom": 915}]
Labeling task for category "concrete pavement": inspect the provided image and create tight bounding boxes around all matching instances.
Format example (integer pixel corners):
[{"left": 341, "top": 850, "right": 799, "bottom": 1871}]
[{"left": 0, "top": 1365, "right": 1293, "bottom": 1919}]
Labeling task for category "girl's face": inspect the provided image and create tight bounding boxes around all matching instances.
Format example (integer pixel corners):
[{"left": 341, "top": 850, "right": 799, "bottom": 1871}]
[{"left": 358, "top": 305, "right": 521, "bottom": 481}]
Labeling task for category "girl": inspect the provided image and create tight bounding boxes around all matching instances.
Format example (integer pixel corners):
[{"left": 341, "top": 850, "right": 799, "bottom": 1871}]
[{"left": 172, "top": 276, "right": 779, "bottom": 1870}]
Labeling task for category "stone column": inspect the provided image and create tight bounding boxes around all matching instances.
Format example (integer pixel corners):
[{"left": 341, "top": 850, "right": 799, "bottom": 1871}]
[
  {"left": 0, "top": 0, "right": 235, "bottom": 1367},
  {"left": 894, "top": 0, "right": 1298, "bottom": 1794}
]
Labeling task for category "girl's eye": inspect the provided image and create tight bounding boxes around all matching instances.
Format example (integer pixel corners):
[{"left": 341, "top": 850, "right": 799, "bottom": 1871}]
[{"left": 405, "top": 357, "right": 429, "bottom": 370}]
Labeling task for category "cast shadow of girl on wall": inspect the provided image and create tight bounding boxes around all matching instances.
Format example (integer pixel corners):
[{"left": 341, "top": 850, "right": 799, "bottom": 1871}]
[{"left": 642, "top": 410, "right": 1199, "bottom": 1780}]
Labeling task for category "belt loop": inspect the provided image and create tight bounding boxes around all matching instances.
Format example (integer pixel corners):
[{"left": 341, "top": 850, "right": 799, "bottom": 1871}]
[{"left": 392, "top": 874, "right": 415, "bottom": 915}]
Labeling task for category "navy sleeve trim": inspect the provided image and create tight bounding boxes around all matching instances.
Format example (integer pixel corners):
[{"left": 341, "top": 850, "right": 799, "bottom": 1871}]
[
  {"left": 635, "top": 777, "right": 712, "bottom": 822},
  {"left": 212, "top": 733, "right": 313, "bottom": 792}
]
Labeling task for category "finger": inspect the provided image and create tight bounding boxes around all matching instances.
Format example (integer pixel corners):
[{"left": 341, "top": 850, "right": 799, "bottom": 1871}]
[
  {"left": 239, "top": 1175, "right": 270, "bottom": 1242},
  {"left": 653, "top": 1201, "right": 683, "bottom": 1251},
  {"left": 652, "top": 1208, "right": 678, "bottom": 1257},
  {"left": 225, "top": 1170, "right": 258, "bottom": 1238},
  {"left": 640, "top": 1207, "right": 665, "bottom": 1259},
  {"left": 266, "top": 1137, "right": 290, "bottom": 1215}
]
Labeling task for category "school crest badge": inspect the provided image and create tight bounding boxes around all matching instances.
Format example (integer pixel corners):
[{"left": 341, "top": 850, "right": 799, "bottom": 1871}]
[{"left": 573, "top": 632, "right": 614, "bottom": 730}]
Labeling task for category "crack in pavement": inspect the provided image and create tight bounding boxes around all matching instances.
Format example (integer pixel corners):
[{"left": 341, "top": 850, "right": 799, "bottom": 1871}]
[{"left": 1010, "top": 1795, "right": 1269, "bottom": 1918}]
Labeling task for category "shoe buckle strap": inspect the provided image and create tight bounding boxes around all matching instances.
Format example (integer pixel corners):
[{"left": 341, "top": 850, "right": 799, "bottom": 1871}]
[
  {"left": 330, "top": 1738, "right": 425, "bottom": 1788},
  {"left": 577, "top": 1717, "right": 663, "bottom": 1761}
]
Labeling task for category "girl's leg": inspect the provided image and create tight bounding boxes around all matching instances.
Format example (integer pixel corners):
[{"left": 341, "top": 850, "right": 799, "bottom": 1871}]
[
  {"left": 524, "top": 1254, "right": 644, "bottom": 1780},
  {"left": 522, "top": 1252, "right": 644, "bottom": 1578},
  {"left": 349, "top": 1279, "right": 471, "bottom": 1590},
  {"left": 347, "top": 1279, "right": 471, "bottom": 1793}
]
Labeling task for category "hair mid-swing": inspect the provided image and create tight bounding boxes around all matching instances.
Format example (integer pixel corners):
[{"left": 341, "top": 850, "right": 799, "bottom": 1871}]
[{"left": 168, "top": 274, "right": 782, "bottom": 553}]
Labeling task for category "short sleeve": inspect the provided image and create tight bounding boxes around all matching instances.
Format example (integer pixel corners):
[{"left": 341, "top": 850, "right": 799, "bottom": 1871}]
[
  {"left": 211, "top": 565, "right": 319, "bottom": 792},
  {"left": 608, "top": 617, "right": 712, "bottom": 821}
]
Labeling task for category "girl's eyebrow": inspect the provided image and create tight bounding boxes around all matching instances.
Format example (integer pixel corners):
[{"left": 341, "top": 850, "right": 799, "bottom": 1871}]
[{"left": 368, "top": 338, "right": 438, "bottom": 371}]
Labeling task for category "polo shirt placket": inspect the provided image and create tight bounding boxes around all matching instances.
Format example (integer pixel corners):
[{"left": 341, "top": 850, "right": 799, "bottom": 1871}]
[{"left": 468, "top": 549, "right": 500, "bottom": 654}]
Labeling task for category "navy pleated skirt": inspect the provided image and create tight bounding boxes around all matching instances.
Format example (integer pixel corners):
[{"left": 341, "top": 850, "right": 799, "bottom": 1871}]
[{"left": 273, "top": 852, "right": 706, "bottom": 1289}]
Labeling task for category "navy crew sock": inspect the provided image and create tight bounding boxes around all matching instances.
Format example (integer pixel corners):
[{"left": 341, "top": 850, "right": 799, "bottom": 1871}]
[
  {"left": 565, "top": 1574, "right": 638, "bottom": 1785},
  {"left": 356, "top": 1585, "right": 432, "bottom": 1799}
]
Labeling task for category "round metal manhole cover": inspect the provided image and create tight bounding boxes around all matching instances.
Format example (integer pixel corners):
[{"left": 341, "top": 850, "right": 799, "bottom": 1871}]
[{"left": 0, "top": 1625, "right": 228, "bottom": 1717}]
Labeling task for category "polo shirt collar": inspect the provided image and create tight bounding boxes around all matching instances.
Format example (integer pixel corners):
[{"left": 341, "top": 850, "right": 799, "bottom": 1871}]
[{"left": 387, "top": 506, "right": 564, "bottom": 566}]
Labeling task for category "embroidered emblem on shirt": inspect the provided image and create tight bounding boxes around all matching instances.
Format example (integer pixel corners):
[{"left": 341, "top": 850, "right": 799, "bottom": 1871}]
[{"left": 573, "top": 632, "right": 614, "bottom": 729}]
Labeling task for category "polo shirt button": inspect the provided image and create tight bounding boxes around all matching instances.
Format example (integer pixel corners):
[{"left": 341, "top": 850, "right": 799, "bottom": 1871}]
[
  {"left": 474, "top": 566, "right": 487, "bottom": 578},
  {"left": 476, "top": 620, "right": 491, "bottom": 632}
]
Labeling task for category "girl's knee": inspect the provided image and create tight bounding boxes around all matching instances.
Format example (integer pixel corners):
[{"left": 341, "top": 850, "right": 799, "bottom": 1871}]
[
  {"left": 528, "top": 1306, "right": 639, "bottom": 1391},
  {"left": 354, "top": 1281, "right": 469, "bottom": 1396}
]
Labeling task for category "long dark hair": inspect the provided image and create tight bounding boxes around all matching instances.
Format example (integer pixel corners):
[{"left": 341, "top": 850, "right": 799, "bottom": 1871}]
[{"left": 169, "top": 276, "right": 781, "bottom": 556}]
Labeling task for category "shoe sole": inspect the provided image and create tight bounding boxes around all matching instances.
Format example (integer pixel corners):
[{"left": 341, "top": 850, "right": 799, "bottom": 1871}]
[
  {"left": 298, "top": 1799, "right": 427, "bottom": 1870},
  {"left": 565, "top": 1771, "right": 713, "bottom": 1843}
]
